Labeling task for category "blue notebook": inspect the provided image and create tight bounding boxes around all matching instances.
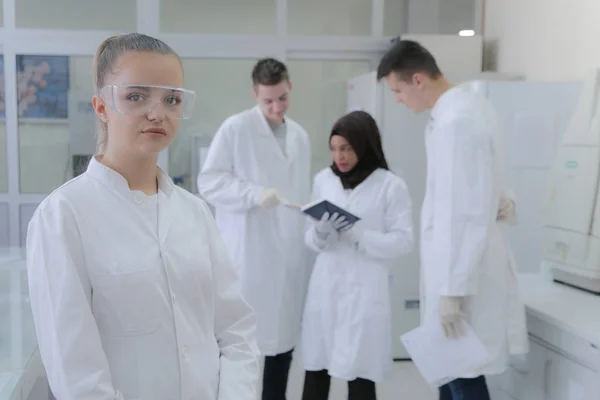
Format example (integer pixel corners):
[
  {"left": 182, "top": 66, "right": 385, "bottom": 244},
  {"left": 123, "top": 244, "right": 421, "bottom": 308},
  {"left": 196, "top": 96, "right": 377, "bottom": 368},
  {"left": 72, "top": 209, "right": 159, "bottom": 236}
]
[{"left": 300, "top": 199, "right": 360, "bottom": 224}]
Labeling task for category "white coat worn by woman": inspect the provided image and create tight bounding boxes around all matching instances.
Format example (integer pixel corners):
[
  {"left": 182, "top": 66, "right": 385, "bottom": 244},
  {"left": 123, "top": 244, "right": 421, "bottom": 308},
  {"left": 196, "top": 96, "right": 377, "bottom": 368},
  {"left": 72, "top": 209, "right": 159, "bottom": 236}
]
[
  {"left": 197, "top": 105, "right": 312, "bottom": 356},
  {"left": 301, "top": 111, "right": 414, "bottom": 400},
  {"left": 420, "top": 86, "right": 529, "bottom": 378},
  {"left": 26, "top": 34, "right": 259, "bottom": 400}
]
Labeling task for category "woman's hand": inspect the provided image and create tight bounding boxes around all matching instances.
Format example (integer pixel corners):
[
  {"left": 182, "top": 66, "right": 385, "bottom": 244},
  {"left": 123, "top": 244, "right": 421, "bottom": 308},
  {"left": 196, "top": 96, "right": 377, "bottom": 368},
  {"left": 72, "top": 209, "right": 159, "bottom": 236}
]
[{"left": 315, "top": 212, "right": 351, "bottom": 240}]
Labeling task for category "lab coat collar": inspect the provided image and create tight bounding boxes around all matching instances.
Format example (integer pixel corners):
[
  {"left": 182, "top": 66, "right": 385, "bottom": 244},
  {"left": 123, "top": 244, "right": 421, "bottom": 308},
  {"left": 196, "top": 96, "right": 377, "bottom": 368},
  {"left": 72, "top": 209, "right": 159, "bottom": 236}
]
[
  {"left": 252, "top": 105, "right": 299, "bottom": 162},
  {"left": 86, "top": 155, "right": 175, "bottom": 197},
  {"left": 253, "top": 105, "right": 286, "bottom": 136},
  {"left": 430, "top": 85, "right": 466, "bottom": 122}
]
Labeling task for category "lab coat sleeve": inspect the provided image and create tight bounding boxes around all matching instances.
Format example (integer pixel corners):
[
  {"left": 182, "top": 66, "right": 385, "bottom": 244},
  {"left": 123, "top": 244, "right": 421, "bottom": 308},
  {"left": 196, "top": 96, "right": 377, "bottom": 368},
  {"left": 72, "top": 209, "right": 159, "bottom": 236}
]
[
  {"left": 355, "top": 177, "right": 414, "bottom": 259},
  {"left": 433, "top": 118, "right": 494, "bottom": 297},
  {"left": 200, "top": 202, "right": 260, "bottom": 399},
  {"left": 26, "top": 194, "right": 124, "bottom": 400},
  {"left": 304, "top": 176, "right": 330, "bottom": 252},
  {"left": 197, "top": 122, "right": 265, "bottom": 212}
]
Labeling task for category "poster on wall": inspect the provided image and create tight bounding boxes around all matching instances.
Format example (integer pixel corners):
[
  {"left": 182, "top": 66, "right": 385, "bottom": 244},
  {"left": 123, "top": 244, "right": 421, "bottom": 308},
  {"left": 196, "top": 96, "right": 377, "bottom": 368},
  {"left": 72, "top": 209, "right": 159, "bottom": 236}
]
[{"left": 0, "top": 55, "right": 70, "bottom": 119}]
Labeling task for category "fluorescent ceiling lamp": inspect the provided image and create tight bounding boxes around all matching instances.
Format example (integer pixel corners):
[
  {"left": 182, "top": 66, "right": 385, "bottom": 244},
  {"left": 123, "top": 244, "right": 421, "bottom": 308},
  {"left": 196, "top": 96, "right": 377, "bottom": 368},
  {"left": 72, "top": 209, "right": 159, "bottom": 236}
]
[{"left": 459, "top": 29, "right": 475, "bottom": 37}]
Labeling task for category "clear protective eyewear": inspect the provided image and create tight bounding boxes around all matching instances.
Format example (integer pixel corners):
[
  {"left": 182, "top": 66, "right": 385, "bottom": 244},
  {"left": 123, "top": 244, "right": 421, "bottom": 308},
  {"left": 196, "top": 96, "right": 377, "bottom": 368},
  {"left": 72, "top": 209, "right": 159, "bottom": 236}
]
[{"left": 99, "top": 84, "right": 196, "bottom": 120}]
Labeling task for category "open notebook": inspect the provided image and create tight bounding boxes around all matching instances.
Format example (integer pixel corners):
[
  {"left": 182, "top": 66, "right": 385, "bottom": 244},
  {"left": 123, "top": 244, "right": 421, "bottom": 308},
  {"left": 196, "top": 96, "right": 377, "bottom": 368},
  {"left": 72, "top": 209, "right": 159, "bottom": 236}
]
[{"left": 283, "top": 199, "right": 360, "bottom": 224}]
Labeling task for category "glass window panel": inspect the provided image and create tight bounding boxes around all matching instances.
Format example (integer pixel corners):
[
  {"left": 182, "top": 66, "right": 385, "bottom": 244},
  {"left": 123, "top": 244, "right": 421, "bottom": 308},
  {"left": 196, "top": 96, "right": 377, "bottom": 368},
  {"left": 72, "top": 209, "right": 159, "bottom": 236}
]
[
  {"left": 170, "top": 59, "right": 257, "bottom": 191},
  {"left": 0, "top": 55, "right": 7, "bottom": 193},
  {"left": 18, "top": 56, "right": 95, "bottom": 194},
  {"left": 16, "top": 0, "right": 136, "bottom": 30},
  {"left": 384, "top": 0, "right": 406, "bottom": 37},
  {"left": 160, "top": 0, "right": 276, "bottom": 34},
  {"left": 288, "top": 0, "right": 372, "bottom": 36},
  {"left": 287, "top": 60, "right": 371, "bottom": 175},
  {"left": 439, "top": 0, "right": 476, "bottom": 34},
  {"left": 406, "top": 0, "right": 477, "bottom": 34}
]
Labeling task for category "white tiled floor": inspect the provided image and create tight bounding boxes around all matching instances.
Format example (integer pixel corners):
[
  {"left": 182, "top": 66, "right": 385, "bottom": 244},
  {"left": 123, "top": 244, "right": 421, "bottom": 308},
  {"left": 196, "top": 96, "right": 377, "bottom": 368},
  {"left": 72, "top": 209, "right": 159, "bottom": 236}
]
[{"left": 257, "top": 354, "right": 436, "bottom": 400}]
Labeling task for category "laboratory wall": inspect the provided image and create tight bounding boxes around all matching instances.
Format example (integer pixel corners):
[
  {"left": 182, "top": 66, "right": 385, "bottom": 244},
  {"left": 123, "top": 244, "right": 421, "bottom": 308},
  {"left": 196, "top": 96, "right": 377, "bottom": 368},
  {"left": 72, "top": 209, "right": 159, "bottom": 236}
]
[
  {"left": 1, "top": 0, "right": 386, "bottom": 194},
  {"left": 484, "top": 0, "right": 600, "bottom": 80}
]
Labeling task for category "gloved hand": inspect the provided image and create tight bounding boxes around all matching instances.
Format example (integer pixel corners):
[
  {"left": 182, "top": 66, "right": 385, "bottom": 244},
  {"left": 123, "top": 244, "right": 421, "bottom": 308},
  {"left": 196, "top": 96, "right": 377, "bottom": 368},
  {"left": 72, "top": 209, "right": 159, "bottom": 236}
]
[
  {"left": 497, "top": 195, "right": 518, "bottom": 225},
  {"left": 258, "top": 188, "right": 284, "bottom": 209},
  {"left": 315, "top": 212, "right": 351, "bottom": 241},
  {"left": 439, "top": 296, "right": 467, "bottom": 339}
]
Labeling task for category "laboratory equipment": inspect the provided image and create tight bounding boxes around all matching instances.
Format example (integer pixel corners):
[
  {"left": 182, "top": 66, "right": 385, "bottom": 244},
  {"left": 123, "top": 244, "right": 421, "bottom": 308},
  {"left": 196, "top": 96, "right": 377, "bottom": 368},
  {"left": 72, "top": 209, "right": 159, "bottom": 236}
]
[
  {"left": 190, "top": 133, "right": 214, "bottom": 195},
  {"left": 347, "top": 71, "right": 581, "bottom": 359},
  {"left": 68, "top": 90, "right": 96, "bottom": 178},
  {"left": 543, "top": 68, "right": 600, "bottom": 294}
]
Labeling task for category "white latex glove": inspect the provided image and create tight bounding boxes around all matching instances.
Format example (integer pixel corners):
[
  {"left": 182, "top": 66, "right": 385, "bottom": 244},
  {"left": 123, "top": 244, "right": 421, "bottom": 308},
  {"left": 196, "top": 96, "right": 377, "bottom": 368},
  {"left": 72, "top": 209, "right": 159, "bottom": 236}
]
[
  {"left": 497, "top": 195, "right": 518, "bottom": 225},
  {"left": 258, "top": 188, "right": 284, "bottom": 209},
  {"left": 439, "top": 296, "right": 467, "bottom": 339}
]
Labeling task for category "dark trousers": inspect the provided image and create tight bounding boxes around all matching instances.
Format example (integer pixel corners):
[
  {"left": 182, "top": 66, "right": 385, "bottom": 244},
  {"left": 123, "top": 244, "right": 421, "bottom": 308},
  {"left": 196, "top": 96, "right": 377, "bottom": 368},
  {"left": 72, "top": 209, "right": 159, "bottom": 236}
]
[
  {"left": 262, "top": 349, "right": 294, "bottom": 400},
  {"left": 301, "top": 369, "right": 377, "bottom": 400},
  {"left": 439, "top": 375, "right": 491, "bottom": 400}
]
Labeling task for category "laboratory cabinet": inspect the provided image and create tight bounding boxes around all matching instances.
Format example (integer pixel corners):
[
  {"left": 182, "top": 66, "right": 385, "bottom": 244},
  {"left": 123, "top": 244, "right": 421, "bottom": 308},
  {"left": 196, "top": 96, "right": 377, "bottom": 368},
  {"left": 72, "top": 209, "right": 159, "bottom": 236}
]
[{"left": 488, "top": 273, "right": 600, "bottom": 400}]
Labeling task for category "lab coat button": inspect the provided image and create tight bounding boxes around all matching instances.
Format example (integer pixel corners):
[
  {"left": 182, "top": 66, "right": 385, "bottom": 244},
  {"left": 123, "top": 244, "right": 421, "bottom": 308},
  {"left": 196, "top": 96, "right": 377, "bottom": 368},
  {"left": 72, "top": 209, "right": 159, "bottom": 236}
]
[
  {"left": 171, "top": 294, "right": 176, "bottom": 304},
  {"left": 182, "top": 345, "right": 189, "bottom": 358},
  {"left": 134, "top": 195, "right": 143, "bottom": 204}
]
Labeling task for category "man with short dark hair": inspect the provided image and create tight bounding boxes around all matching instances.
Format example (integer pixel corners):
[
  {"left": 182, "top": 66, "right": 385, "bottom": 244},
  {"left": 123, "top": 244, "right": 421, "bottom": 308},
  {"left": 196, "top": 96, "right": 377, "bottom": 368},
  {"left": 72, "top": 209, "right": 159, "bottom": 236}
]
[
  {"left": 377, "top": 40, "right": 528, "bottom": 400},
  {"left": 197, "top": 58, "right": 312, "bottom": 400}
]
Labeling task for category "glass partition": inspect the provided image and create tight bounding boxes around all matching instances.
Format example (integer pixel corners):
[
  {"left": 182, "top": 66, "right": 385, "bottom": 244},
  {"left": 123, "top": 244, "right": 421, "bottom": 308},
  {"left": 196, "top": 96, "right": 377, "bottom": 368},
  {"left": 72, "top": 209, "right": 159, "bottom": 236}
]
[
  {"left": 16, "top": 0, "right": 136, "bottom": 30},
  {"left": 160, "top": 0, "right": 276, "bottom": 34},
  {"left": 170, "top": 58, "right": 257, "bottom": 192},
  {"left": 287, "top": 60, "right": 371, "bottom": 175},
  {"left": 18, "top": 55, "right": 94, "bottom": 194},
  {"left": 288, "top": 0, "right": 372, "bottom": 36}
]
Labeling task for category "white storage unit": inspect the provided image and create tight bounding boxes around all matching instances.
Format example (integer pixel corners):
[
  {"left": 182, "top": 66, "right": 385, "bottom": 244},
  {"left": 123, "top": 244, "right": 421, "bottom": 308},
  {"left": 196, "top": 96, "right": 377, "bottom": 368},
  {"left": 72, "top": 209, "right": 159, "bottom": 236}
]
[{"left": 488, "top": 273, "right": 600, "bottom": 400}]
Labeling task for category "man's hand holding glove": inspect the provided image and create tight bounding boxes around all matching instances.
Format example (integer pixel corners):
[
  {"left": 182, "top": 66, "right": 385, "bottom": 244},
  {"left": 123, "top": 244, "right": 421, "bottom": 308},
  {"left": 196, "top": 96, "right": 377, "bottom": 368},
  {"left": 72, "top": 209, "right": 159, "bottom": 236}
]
[
  {"left": 497, "top": 193, "right": 518, "bottom": 225},
  {"left": 257, "top": 188, "right": 285, "bottom": 209},
  {"left": 439, "top": 296, "right": 468, "bottom": 339}
]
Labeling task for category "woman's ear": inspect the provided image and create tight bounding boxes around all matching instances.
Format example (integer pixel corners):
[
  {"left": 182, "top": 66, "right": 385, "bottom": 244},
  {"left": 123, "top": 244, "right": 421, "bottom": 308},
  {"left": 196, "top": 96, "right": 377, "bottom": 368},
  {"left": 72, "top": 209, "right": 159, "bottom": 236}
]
[{"left": 92, "top": 95, "right": 109, "bottom": 124}]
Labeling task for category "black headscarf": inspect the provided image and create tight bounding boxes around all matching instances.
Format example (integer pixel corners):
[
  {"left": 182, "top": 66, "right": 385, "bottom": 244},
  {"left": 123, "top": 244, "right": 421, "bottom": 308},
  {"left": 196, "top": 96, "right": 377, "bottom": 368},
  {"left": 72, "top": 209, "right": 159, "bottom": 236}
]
[{"left": 329, "top": 110, "right": 390, "bottom": 189}]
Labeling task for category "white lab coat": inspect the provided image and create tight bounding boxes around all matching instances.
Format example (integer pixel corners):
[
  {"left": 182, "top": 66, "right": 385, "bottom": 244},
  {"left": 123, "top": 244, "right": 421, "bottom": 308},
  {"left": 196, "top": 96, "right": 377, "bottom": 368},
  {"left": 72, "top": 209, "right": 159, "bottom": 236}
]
[
  {"left": 197, "top": 106, "right": 312, "bottom": 356},
  {"left": 26, "top": 157, "right": 260, "bottom": 400},
  {"left": 302, "top": 168, "right": 414, "bottom": 383},
  {"left": 420, "top": 86, "right": 529, "bottom": 378}
]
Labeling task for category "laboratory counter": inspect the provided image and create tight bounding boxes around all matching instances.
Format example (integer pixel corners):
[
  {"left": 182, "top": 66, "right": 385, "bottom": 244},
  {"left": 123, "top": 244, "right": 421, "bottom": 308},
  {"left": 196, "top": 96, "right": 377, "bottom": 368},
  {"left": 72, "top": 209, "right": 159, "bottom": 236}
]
[
  {"left": 489, "top": 272, "right": 600, "bottom": 400},
  {"left": 0, "top": 249, "right": 47, "bottom": 400}
]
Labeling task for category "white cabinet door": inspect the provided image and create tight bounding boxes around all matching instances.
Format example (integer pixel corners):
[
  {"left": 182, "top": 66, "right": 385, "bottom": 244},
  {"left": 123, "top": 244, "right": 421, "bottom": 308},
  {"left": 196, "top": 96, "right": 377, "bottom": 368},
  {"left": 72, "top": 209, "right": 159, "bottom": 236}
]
[
  {"left": 546, "top": 349, "right": 597, "bottom": 400},
  {"left": 497, "top": 337, "right": 547, "bottom": 400}
]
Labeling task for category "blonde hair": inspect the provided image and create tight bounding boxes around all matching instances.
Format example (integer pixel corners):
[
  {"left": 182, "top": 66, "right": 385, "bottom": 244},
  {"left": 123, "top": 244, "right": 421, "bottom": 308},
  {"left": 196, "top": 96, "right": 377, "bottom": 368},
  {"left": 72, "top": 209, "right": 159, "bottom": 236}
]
[{"left": 92, "top": 33, "right": 180, "bottom": 154}]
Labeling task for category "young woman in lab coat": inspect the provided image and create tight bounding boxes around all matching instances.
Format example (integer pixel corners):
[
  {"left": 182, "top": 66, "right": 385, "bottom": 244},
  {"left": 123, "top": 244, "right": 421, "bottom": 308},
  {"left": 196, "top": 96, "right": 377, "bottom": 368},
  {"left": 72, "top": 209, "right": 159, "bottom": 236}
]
[
  {"left": 301, "top": 110, "right": 414, "bottom": 400},
  {"left": 25, "top": 33, "right": 260, "bottom": 400}
]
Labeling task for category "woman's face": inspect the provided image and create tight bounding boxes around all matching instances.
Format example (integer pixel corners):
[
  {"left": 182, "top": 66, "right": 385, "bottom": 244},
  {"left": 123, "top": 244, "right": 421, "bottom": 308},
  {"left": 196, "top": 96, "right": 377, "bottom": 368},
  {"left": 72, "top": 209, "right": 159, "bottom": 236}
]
[
  {"left": 93, "top": 52, "right": 185, "bottom": 157},
  {"left": 330, "top": 135, "right": 358, "bottom": 173}
]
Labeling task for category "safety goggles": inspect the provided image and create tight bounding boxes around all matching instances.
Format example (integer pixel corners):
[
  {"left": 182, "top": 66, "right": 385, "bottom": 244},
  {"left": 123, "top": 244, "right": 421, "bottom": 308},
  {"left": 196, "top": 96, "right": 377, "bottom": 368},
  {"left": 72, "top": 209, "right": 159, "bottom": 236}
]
[{"left": 99, "top": 84, "right": 197, "bottom": 120}]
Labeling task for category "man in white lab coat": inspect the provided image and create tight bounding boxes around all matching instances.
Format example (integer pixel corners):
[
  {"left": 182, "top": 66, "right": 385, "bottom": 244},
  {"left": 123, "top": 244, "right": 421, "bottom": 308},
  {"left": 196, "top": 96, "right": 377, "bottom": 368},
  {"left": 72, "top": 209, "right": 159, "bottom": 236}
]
[
  {"left": 377, "top": 40, "right": 528, "bottom": 399},
  {"left": 197, "top": 58, "right": 312, "bottom": 400}
]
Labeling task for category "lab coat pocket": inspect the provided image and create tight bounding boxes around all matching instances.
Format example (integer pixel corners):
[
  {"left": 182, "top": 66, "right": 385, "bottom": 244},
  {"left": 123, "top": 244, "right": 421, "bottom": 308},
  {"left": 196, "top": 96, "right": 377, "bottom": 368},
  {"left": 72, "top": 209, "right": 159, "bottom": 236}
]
[{"left": 91, "top": 267, "right": 161, "bottom": 337}]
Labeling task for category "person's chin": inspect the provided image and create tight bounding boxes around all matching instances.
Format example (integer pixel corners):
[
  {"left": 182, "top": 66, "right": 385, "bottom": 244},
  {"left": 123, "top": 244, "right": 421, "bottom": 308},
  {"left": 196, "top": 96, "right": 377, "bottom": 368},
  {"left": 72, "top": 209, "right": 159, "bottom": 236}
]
[{"left": 141, "top": 135, "right": 172, "bottom": 153}]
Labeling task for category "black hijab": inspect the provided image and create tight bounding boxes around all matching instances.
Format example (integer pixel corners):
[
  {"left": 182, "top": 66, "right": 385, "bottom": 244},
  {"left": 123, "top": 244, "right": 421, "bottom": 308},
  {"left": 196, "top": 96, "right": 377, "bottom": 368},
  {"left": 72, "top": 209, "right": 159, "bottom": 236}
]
[{"left": 329, "top": 110, "right": 390, "bottom": 189}]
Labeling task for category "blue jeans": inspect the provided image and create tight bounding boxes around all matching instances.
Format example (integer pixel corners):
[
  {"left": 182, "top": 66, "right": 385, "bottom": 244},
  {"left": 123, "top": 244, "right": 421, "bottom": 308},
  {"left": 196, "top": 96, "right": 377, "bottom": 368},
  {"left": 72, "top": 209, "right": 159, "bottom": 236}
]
[{"left": 439, "top": 376, "right": 491, "bottom": 400}]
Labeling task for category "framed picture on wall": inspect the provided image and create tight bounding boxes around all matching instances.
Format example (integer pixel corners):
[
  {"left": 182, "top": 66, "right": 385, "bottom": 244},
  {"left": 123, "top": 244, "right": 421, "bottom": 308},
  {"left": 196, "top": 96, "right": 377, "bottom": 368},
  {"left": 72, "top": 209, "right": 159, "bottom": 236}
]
[{"left": 0, "top": 55, "right": 70, "bottom": 119}]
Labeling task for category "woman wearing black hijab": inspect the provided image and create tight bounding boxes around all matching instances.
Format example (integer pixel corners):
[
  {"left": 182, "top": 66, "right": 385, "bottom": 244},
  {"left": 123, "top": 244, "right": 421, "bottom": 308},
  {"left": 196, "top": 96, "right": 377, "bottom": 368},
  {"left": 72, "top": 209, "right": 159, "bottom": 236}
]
[{"left": 301, "top": 111, "right": 414, "bottom": 400}]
